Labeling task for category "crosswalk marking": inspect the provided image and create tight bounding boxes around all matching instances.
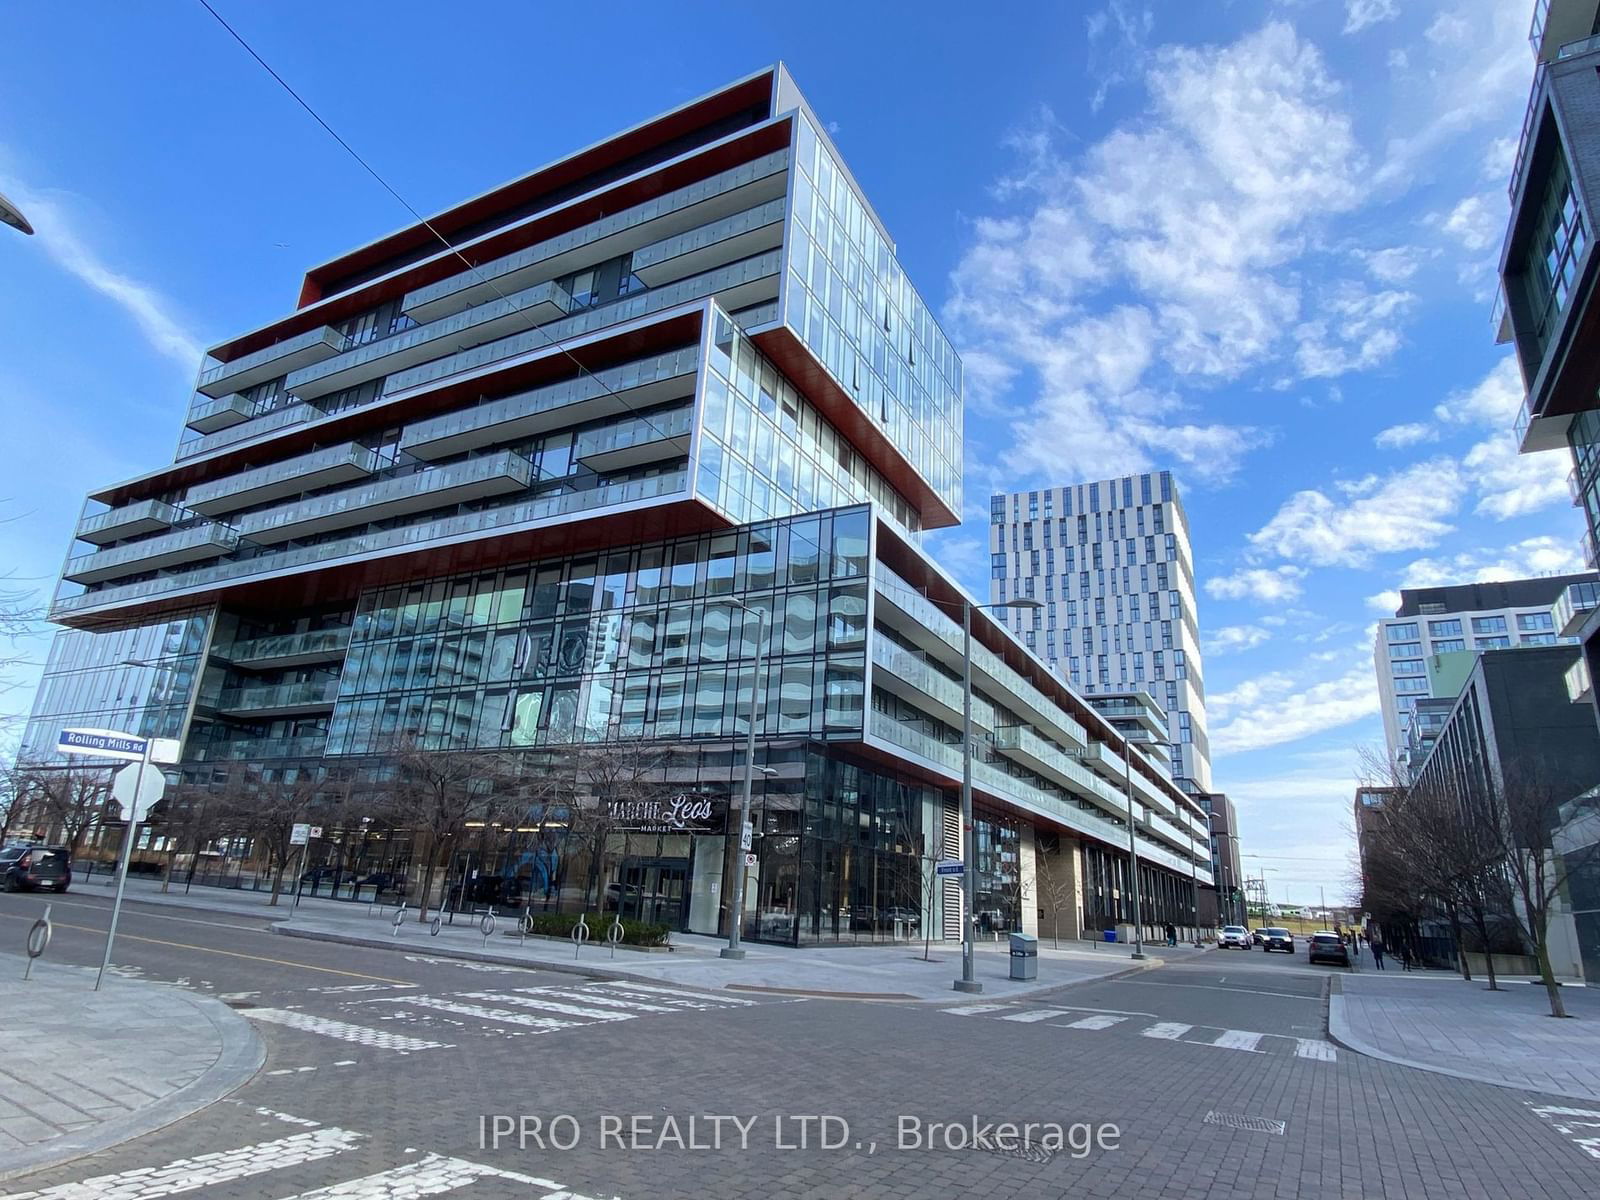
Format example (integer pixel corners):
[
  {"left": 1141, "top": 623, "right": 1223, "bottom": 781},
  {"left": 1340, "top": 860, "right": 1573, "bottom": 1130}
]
[
  {"left": 458, "top": 991, "right": 637, "bottom": 1022},
  {"left": 247, "top": 1008, "right": 450, "bottom": 1052},
  {"left": 998, "top": 1008, "right": 1074, "bottom": 1023},
  {"left": 389, "top": 996, "right": 583, "bottom": 1032},
  {"left": 1295, "top": 1038, "right": 1337, "bottom": 1061},
  {"left": 591, "top": 981, "right": 756, "bottom": 1006},
  {"left": 939, "top": 1003, "right": 1012, "bottom": 1015},
  {"left": 1209, "top": 1030, "right": 1265, "bottom": 1053},
  {"left": 1063, "top": 1014, "right": 1127, "bottom": 1030},
  {"left": 268, "top": 1153, "right": 563, "bottom": 1200},
  {"left": 1, "top": 1128, "right": 364, "bottom": 1200},
  {"left": 1141, "top": 1022, "right": 1194, "bottom": 1041},
  {"left": 518, "top": 987, "right": 681, "bottom": 1013}
]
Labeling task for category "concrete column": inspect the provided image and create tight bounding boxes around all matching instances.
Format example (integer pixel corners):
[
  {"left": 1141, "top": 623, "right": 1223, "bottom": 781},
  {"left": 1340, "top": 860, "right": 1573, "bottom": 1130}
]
[
  {"left": 1019, "top": 823, "right": 1038, "bottom": 937},
  {"left": 1036, "top": 833, "right": 1083, "bottom": 946}
]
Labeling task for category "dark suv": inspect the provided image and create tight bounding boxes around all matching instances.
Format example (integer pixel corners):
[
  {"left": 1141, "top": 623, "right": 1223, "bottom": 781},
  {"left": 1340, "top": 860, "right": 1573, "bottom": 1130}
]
[
  {"left": 0, "top": 845, "right": 72, "bottom": 893},
  {"left": 1261, "top": 927, "right": 1294, "bottom": 953}
]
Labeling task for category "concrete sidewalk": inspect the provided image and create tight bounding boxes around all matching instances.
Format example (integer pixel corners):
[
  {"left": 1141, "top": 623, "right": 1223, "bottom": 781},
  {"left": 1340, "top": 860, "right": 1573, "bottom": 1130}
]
[
  {"left": 1330, "top": 971, "right": 1600, "bottom": 1103},
  {"left": 70, "top": 872, "right": 1195, "bottom": 1001},
  {"left": 0, "top": 954, "right": 264, "bottom": 1182}
]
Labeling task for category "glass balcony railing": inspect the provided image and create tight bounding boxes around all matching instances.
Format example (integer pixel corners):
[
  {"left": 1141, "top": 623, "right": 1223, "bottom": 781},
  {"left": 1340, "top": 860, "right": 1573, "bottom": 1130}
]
[
  {"left": 75, "top": 499, "right": 183, "bottom": 545},
  {"left": 1555, "top": 580, "right": 1600, "bottom": 635},
  {"left": 285, "top": 281, "right": 575, "bottom": 401},
  {"left": 196, "top": 326, "right": 350, "bottom": 398},
  {"left": 1567, "top": 655, "right": 1592, "bottom": 704},
  {"left": 62, "top": 523, "right": 241, "bottom": 585},
  {"left": 222, "top": 627, "right": 352, "bottom": 666},
  {"left": 401, "top": 149, "right": 790, "bottom": 319},
  {"left": 175, "top": 401, "right": 320, "bottom": 462},
  {"left": 385, "top": 250, "right": 782, "bottom": 400},
  {"left": 573, "top": 404, "right": 693, "bottom": 465},
  {"left": 185, "top": 392, "right": 255, "bottom": 434},
  {"left": 189, "top": 734, "right": 329, "bottom": 763},
  {"left": 630, "top": 197, "right": 787, "bottom": 284},
  {"left": 234, "top": 451, "right": 535, "bottom": 544},
  {"left": 186, "top": 443, "right": 379, "bottom": 516},
  {"left": 399, "top": 345, "right": 699, "bottom": 461},
  {"left": 871, "top": 638, "right": 974, "bottom": 723},
  {"left": 52, "top": 469, "right": 690, "bottom": 618},
  {"left": 1558, "top": 32, "right": 1600, "bottom": 60},
  {"left": 216, "top": 679, "right": 340, "bottom": 713}
]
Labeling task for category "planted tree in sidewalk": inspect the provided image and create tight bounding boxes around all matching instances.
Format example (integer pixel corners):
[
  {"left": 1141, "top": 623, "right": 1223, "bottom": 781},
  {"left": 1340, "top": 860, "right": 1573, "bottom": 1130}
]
[
  {"left": 1035, "top": 832, "right": 1077, "bottom": 950},
  {"left": 150, "top": 780, "right": 237, "bottom": 893},
  {"left": 13, "top": 763, "right": 115, "bottom": 855},
  {"left": 1491, "top": 762, "right": 1600, "bottom": 1019},
  {"left": 562, "top": 738, "right": 673, "bottom": 913},
  {"left": 216, "top": 767, "right": 326, "bottom": 907}
]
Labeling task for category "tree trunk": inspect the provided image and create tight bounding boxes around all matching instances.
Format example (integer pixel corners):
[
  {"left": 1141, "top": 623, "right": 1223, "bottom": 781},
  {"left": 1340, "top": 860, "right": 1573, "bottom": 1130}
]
[
  {"left": 268, "top": 860, "right": 285, "bottom": 906},
  {"left": 1468, "top": 904, "right": 1499, "bottom": 990},
  {"left": 1536, "top": 938, "right": 1568, "bottom": 1018},
  {"left": 418, "top": 857, "right": 439, "bottom": 923},
  {"left": 1446, "top": 902, "right": 1471, "bottom": 981}
]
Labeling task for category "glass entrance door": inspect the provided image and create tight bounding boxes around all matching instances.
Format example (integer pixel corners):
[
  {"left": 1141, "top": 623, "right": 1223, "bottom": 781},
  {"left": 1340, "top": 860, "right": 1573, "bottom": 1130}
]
[{"left": 613, "top": 857, "right": 690, "bottom": 929}]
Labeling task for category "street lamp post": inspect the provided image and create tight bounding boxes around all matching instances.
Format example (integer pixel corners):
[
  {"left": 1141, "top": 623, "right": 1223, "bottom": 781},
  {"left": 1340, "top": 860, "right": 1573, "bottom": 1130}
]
[
  {"left": 952, "top": 595, "right": 1041, "bottom": 995},
  {"left": 722, "top": 598, "right": 771, "bottom": 960},
  {"left": 1122, "top": 745, "right": 1146, "bottom": 961},
  {"left": 0, "top": 191, "right": 33, "bottom": 236}
]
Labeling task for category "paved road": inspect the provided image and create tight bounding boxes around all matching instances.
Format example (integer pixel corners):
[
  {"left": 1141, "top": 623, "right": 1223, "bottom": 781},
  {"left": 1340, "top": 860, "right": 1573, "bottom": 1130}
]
[{"left": 1, "top": 892, "right": 1595, "bottom": 1199}]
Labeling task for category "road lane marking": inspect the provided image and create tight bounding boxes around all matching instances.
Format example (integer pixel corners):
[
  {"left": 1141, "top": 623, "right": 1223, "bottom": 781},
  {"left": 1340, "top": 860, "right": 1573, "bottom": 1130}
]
[
  {"left": 267, "top": 1154, "right": 563, "bottom": 1199},
  {"left": 998, "top": 1008, "right": 1074, "bottom": 1023},
  {"left": 29, "top": 897, "right": 269, "bottom": 933},
  {"left": 1528, "top": 1104, "right": 1600, "bottom": 1160},
  {"left": 1141, "top": 1022, "right": 1194, "bottom": 1040},
  {"left": 456, "top": 991, "right": 636, "bottom": 1022},
  {"left": 247, "top": 1008, "right": 450, "bottom": 1051},
  {"left": 939, "top": 1003, "right": 1011, "bottom": 1015},
  {"left": 593, "top": 981, "right": 757, "bottom": 1005},
  {"left": 1122, "top": 980, "right": 1318, "bottom": 1000},
  {"left": 0, "top": 912, "right": 415, "bottom": 984},
  {"left": 0, "top": 1127, "right": 363, "bottom": 1200},
  {"left": 516, "top": 987, "right": 682, "bottom": 1013},
  {"left": 381, "top": 995, "right": 583, "bottom": 1032},
  {"left": 1294, "top": 1038, "right": 1337, "bottom": 1061},
  {"left": 1061, "top": 1015, "right": 1128, "bottom": 1030},
  {"left": 1207, "top": 1030, "right": 1265, "bottom": 1053}
]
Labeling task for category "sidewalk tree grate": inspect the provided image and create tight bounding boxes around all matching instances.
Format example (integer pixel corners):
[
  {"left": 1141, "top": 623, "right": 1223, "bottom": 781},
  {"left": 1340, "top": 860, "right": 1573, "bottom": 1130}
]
[{"left": 1203, "top": 1110, "right": 1286, "bottom": 1135}]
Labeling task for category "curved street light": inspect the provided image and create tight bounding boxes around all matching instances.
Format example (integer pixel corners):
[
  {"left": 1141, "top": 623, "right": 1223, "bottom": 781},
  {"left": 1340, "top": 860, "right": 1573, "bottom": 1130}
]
[{"left": 0, "top": 191, "right": 34, "bottom": 236}]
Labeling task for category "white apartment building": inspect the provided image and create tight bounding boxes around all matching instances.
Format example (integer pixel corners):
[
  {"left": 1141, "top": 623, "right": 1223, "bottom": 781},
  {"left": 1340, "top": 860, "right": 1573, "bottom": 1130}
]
[{"left": 990, "top": 471, "right": 1211, "bottom": 792}]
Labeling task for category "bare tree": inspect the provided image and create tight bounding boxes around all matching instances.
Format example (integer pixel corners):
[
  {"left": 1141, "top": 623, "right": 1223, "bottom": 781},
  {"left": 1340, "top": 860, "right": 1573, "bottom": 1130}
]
[
  {"left": 1035, "top": 833, "right": 1077, "bottom": 950},
  {"left": 562, "top": 739, "right": 672, "bottom": 913},
  {"left": 13, "top": 764, "right": 114, "bottom": 855},
  {"left": 210, "top": 767, "right": 327, "bottom": 907},
  {"left": 148, "top": 781, "right": 234, "bottom": 893},
  {"left": 1493, "top": 761, "right": 1600, "bottom": 1019}
]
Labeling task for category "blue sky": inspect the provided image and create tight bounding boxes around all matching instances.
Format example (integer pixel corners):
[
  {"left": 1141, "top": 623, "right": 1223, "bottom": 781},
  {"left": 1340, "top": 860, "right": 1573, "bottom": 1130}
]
[{"left": 0, "top": 1, "right": 1575, "bottom": 904}]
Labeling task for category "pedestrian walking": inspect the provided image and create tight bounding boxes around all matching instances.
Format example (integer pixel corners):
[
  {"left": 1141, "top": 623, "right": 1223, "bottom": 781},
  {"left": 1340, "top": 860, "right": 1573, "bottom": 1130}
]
[
  {"left": 1164, "top": 921, "right": 1176, "bottom": 947},
  {"left": 1370, "top": 934, "right": 1386, "bottom": 970}
]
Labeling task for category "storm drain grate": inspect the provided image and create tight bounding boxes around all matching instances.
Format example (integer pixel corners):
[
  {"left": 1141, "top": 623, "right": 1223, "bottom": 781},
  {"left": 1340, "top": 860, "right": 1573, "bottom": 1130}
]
[
  {"left": 224, "top": 1000, "right": 258, "bottom": 1010},
  {"left": 1203, "top": 1110, "right": 1286, "bottom": 1135}
]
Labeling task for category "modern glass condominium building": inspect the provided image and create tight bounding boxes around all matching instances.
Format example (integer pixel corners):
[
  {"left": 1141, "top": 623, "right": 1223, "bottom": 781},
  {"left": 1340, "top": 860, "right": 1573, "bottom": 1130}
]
[{"left": 23, "top": 65, "right": 1210, "bottom": 944}]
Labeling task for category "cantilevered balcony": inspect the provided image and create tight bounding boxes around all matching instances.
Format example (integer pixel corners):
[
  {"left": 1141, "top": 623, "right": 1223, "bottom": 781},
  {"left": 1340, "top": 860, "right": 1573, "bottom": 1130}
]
[
  {"left": 399, "top": 346, "right": 698, "bottom": 461},
  {"left": 1516, "top": 399, "right": 1573, "bottom": 453},
  {"left": 189, "top": 734, "right": 329, "bottom": 762},
  {"left": 993, "top": 725, "right": 1126, "bottom": 818},
  {"left": 75, "top": 499, "right": 183, "bottom": 546},
  {"left": 185, "top": 443, "right": 379, "bottom": 516},
  {"left": 1567, "top": 654, "right": 1593, "bottom": 704},
  {"left": 1555, "top": 579, "right": 1600, "bottom": 635},
  {"left": 400, "top": 149, "right": 790, "bottom": 323},
  {"left": 195, "top": 326, "right": 349, "bottom": 398},
  {"left": 573, "top": 405, "right": 693, "bottom": 473},
  {"left": 284, "top": 282, "right": 574, "bottom": 401},
  {"left": 870, "top": 638, "right": 977, "bottom": 731},
  {"left": 219, "top": 627, "right": 352, "bottom": 669},
  {"left": 62, "top": 523, "right": 240, "bottom": 585},
  {"left": 214, "top": 679, "right": 340, "bottom": 718},
  {"left": 630, "top": 198, "right": 786, "bottom": 287},
  {"left": 185, "top": 392, "right": 254, "bottom": 434},
  {"left": 233, "top": 451, "right": 535, "bottom": 544},
  {"left": 175, "top": 402, "right": 321, "bottom": 463}
]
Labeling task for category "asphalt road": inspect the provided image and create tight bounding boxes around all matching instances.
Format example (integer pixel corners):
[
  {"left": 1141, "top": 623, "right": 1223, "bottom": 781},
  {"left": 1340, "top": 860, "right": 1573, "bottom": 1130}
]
[{"left": 1, "top": 890, "right": 1594, "bottom": 1199}]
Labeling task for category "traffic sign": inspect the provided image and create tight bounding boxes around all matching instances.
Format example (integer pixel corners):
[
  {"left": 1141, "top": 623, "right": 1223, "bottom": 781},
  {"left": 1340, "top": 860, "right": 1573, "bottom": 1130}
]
[
  {"left": 111, "top": 763, "right": 166, "bottom": 822},
  {"left": 57, "top": 728, "right": 147, "bottom": 762},
  {"left": 308, "top": 826, "right": 323, "bottom": 839},
  {"left": 936, "top": 860, "right": 966, "bottom": 877},
  {"left": 290, "top": 823, "right": 312, "bottom": 846},
  {"left": 739, "top": 823, "right": 754, "bottom": 852},
  {"left": 744, "top": 852, "right": 758, "bottom": 868}
]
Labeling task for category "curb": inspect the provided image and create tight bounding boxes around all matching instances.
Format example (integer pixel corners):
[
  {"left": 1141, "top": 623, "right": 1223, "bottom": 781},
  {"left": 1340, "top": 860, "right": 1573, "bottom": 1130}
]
[
  {"left": 0, "top": 975, "right": 265, "bottom": 1184},
  {"left": 1326, "top": 989, "right": 1600, "bottom": 1105}
]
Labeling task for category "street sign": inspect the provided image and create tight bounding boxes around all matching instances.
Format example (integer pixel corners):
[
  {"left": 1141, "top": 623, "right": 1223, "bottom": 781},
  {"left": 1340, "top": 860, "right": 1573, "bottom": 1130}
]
[
  {"left": 57, "top": 728, "right": 148, "bottom": 762},
  {"left": 147, "top": 738, "right": 181, "bottom": 765},
  {"left": 936, "top": 860, "right": 966, "bottom": 877},
  {"left": 308, "top": 826, "right": 323, "bottom": 839},
  {"left": 739, "top": 823, "right": 754, "bottom": 852},
  {"left": 111, "top": 763, "right": 166, "bottom": 823},
  {"left": 290, "top": 823, "right": 312, "bottom": 846},
  {"left": 744, "top": 852, "right": 758, "bottom": 868}
]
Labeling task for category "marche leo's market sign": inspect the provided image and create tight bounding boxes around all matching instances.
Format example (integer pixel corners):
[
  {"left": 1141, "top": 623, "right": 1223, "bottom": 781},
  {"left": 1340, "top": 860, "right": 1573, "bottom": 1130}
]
[{"left": 606, "top": 794, "right": 725, "bottom": 833}]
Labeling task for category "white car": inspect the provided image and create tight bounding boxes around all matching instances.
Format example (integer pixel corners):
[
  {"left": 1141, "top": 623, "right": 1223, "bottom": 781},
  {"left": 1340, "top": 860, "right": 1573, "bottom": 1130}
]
[{"left": 1218, "top": 925, "right": 1250, "bottom": 949}]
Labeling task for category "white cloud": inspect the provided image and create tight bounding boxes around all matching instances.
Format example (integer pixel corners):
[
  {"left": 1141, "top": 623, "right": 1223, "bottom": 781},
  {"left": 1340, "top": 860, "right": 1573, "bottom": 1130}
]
[
  {"left": 1373, "top": 422, "right": 1436, "bottom": 449},
  {"left": 1440, "top": 192, "right": 1501, "bottom": 252},
  {"left": 1480, "top": 135, "right": 1516, "bottom": 183},
  {"left": 1248, "top": 459, "right": 1467, "bottom": 567},
  {"left": 946, "top": 22, "right": 1368, "bottom": 490},
  {"left": 1366, "top": 589, "right": 1402, "bottom": 614},
  {"left": 1434, "top": 355, "right": 1520, "bottom": 425},
  {"left": 1, "top": 185, "right": 202, "bottom": 371},
  {"left": 1209, "top": 624, "right": 1273, "bottom": 654},
  {"left": 1205, "top": 565, "right": 1308, "bottom": 603},
  {"left": 1344, "top": 0, "right": 1398, "bottom": 35},
  {"left": 1211, "top": 656, "right": 1379, "bottom": 754},
  {"left": 1463, "top": 433, "right": 1571, "bottom": 520},
  {"left": 1359, "top": 245, "right": 1427, "bottom": 284},
  {"left": 1390, "top": 536, "right": 1587, "bottom": 590}
]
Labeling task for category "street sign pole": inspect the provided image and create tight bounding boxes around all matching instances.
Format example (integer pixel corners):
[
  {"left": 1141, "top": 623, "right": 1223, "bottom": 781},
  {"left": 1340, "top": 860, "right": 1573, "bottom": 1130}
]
[{"left": 95, "top": 738, "right": 150, "bottom": 992}]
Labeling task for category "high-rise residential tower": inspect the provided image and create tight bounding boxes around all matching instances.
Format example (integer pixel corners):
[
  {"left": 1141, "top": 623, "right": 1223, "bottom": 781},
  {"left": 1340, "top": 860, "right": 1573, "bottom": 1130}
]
[
  {"left": 989, "top": 472, "right": 1211, "bottom": 793},
  {"left": 20, "top": 66, "right": 1210, "bottom": 947}
]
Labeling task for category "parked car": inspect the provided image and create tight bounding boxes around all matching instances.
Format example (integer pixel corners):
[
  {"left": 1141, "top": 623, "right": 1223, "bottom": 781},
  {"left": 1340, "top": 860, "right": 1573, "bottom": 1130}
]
[
  {"left": 0, "top": 845, "right": 72, "bottom": 893},
  {"left": 1308, "top": 931, "right": 1351, "bottom": 967},
  {"left": 1219, "top": 924, "right": 1250, "bottom": 949},
  {"left": 1261, "top": 927, "right": 1294, "bottom": 953}
]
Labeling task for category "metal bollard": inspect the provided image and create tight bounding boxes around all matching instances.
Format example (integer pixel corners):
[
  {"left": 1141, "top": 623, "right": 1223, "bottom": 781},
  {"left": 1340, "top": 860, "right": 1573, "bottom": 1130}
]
[
  {"left": 572, "top": 915, "right": 590, "bottom": 959},
  {"left": 391, "top": 904, "right": 407, "bottom": 937},
  {"left": 607, "top": 916, "right": 624, "bottom": 959},
  {"left": 23, "top": 905, "right": 52, "bottom": 981},
  {"left": 480, "top": 910, "right": 496, "bottom": 947}
]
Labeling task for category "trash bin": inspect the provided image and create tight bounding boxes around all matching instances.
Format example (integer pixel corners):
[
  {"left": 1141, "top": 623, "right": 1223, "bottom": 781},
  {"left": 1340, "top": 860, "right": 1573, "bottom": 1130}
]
[
  {"left": 1103, "top": 928, "right": 1118, "bottom": 943},
  {"left": 1009, "top": 931, "right": 1038, "bottom": 981}
]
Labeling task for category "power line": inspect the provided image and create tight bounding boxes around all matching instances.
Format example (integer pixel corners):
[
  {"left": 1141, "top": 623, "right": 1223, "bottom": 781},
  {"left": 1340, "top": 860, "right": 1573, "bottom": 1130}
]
[{"left": 196, "top": 0, "right": 702, "bottom": 458}]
